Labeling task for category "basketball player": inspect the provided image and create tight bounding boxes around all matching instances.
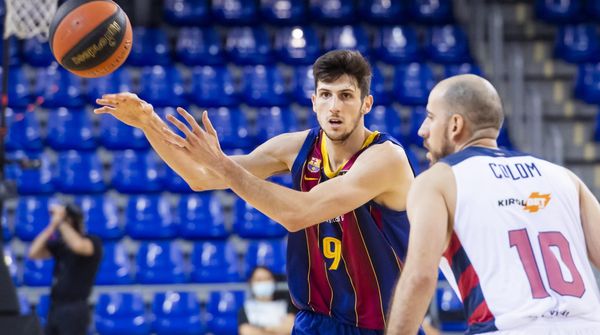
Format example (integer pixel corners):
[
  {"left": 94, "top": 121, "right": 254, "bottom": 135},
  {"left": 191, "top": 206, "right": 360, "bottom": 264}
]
[
  {"left": 96, "top": 50, "right": 422, "bottom": 334},
  {"left": 387, "top": 74, "right": 600, "bottom": 335}
]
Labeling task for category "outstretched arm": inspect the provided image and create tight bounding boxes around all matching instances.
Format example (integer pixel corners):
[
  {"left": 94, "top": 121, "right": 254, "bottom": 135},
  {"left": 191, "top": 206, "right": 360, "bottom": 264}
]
[{"left": 387, "top": 164, "right": 452, "bottom": 335}]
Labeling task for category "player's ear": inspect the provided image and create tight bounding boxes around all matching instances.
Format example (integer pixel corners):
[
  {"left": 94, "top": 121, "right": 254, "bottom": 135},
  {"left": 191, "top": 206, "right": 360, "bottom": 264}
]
[
  {"left": 311, "top": 94, "right": 317, "bottom": 113},
  {"left": 362, "top": 95, "right": 373, "bottom": 115},
  {"left": 450, "top": 114, "right": 465, "bottom": 138}
]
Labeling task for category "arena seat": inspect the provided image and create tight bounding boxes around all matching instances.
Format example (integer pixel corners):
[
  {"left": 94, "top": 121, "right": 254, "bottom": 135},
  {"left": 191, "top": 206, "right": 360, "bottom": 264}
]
[
  {"left": 36, "top": 65, "right": 85, "bottom": 108},
  {"left": 436, "top": 285, "right": 467, "bottom": 332},
  {"left": 162, "top": 165, "right": 194, "bottom": 193},
  {"left": 274, "top": 26, "right": 320, "bottom": 65},
  {"left": 55, "top": 151, "right": 105, "bottom": 193},
  {"left": 86, "top": 67, "right": 133, "bottom": 104},
  {"left": 212, "top": 0, "right": 258, "bottom": 25},
  {"left": 365, "top": 105, "right": 402, "bottom": 141},
  {"left": 292, "top": 65, "right": 315, "bottom": 106},
  {"left": 444, "top": 62, "right": 483, "bottom": 78},
  {"left": 23, "top": 258, "right": 53, "bottom": 287},
  {"left": 46, "top": 107, "right": 96, "bottom": 151},
  {"left": 16, "top": 152, "right": 54, "bottom": 195},
  {"left": 244, "top": 239, "right": 287, "bottom": 277},
  {"left": 189, "top": 65, "right": 238, "bottom": 107},
  {"left": 152, "top": 291, "right": 205, "bottom": 335},
  {"left": 2, "top": 208, "right": 10, "bottom": 241},
  {"left": 15, "top": 196, "right": 50, "bottom": 241},
  {"left": 23, "top": 37, "right": 54, "bottom": 67},
  {"left": 1, "top": 66, "right": 32, "bottom": 108},
  {"left": 371, "top": 65, "right": 392, "bottom": 106},
  {"left": 95, "top": 241, "right": 134, "bottom": 285},
  {"left": 76, "top": 195, "right": 123, "bottom": 240},
  {"left": 323, "top": 25, "right": 370, "bottom": 57},
  {"left": 5, "top": 108, "right": 43, "bottom": 152},
  {"left": 98, "top": 113, "right": 150, "bottom": 151},
  {"left": 408, "top": 106, "right": 427, "bottom": 146},
  {"left": 310, "top": 0, "right": 355, "bottom": 24},
  {"left": 394, "top": 63, "right": 436, "bottom": 105},
  {"left": 411, "top": 0, "right": 454, "bottom": 24},
  {"left": 225, "top": 26, "right": 272, "bottom": 65},
  {"left": 139, "top": 65, "right": 187, "bottom": 107},
  {"left": 95, "top": 292, "right": 151, "bottom": 335},
  {"left": 178, "top": 193, "right": 227, "bottom": 239},
  {"left": 164, "top": 0, "right": 210, "bottom": 26},
  {"left": 111, "top": 150, "right": 164, "bottom": 194},
  {"left": 127, "top": 28, "right": 172, "bottom": 66},
  {"left": 373, "top": 26, "right": 420, "bottom": 64},
  {"left": 136, "top": 241, "right": 188, "bottom": 284},
  {"left": 426, "top": 25, "right": 472, "bottom": 64},
  {"left": 255, "top": 106, "right": 299, "bottom": 143},
  {"left": 191, "top": 240, "right": 241, "bottom": 283},
  {"left": 36, "top": 295, "right": 50, "bottom": 329},
  {"left": 125, "top": 194, "right": 177, "bottom": 240},
  {"left": 4, "top": 246, "right": 20, "bottom": 286},
  {"left": 574, "top": 63, "right": 600, "bottom": 104},
  {"left": 242, "top": 65, "right": 290, "bottom": 107},
  {"left": 535, "top": 0, "right": 583, "bottom": 24},
  {"left": 207, "top": 107, "right": 252, "bottom": 149},
  {"left": 205, "top": 291, "right": 245, "bottom": 335},
  {"left": 260, "top": 0, "right": 306, "bottom": 24},
  {"left": 18, "top": 292, "right": 30, "bottom": 315},
  {"left": 176, "top": 27, "right": 223, "bottom": 65},
  {"left": 554, "top": 24, "right": 600, "bottom": 63},
  {"left": 361, "top": 0, "right": 406, "bottom": 24},
  {"left": 234, "top": 197, "right": 287, "bottom": 238}
]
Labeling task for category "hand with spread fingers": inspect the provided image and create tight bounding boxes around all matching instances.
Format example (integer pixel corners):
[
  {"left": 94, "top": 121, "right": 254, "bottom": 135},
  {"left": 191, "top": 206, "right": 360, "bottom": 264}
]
[
  {"left": 161, "top": 107, "right": 228, "bottom": 174},
  {"left": 94, "top": 93, "right": 164, "bottom": 132}
]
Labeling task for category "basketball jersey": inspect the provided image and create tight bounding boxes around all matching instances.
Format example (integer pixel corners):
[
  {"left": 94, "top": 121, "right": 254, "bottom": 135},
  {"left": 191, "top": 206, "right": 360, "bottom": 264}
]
[
  {"left": 440, "top": 146, "right": 600, "bottom": 334},
  {"left": 287, "top": 128, "right": 415, "bottom": 331}
]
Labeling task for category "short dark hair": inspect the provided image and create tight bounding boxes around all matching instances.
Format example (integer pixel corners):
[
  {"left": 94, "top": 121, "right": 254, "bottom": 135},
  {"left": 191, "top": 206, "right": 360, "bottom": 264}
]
[
  {"left": 313, "top": 50, "right": 372, "bottom": 99},
  {"left": 65, "top": 203, "right": 84, "bottom": 234}
]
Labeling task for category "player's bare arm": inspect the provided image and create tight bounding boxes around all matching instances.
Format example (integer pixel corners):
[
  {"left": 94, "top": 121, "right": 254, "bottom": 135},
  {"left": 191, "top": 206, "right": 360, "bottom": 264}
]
[
  {"left": 567, "top": 169, "right": 600, "bottom": 269},
  {"left": 387, "top": 163, "right": 454, "bottom": 335},
  {"left": 163, "top": 110, "right": 412, "bottom": 232},
  {"left": 95, "top": 93, "right": 305, "bottom": 190}
]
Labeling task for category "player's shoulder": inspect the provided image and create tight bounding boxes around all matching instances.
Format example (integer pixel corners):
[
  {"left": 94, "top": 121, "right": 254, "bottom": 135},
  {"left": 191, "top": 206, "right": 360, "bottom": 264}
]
[{"left": 362, "top": 137, "right": 409, "bottom": 164}]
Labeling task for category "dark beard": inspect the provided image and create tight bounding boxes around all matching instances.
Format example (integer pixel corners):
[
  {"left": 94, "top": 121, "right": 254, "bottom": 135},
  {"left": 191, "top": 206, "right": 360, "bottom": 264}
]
[
  {"left": 321, "top": 109, "right": 363, "bottom": 143},
  {"left": 428, "top": 131, "right": 454, "bottom": 165}
]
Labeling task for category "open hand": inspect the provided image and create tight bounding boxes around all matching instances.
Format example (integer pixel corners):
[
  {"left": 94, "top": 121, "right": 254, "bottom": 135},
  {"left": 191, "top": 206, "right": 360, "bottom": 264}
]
[{"left": 94, "top": 93, "right": 162, "bottom": 131}]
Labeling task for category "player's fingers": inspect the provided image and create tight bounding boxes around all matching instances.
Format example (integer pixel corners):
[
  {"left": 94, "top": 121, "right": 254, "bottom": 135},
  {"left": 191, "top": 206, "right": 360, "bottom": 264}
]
[
  {"left": 202, "top": 110, "right": 217, "bottom": 137},
  {"left": 93, "top": 106, "right": 115, "bottom": 114},
  {"left": 160, "top": 126, "right": 188, "bottom": 147},
  {"left": 95, "top": 98, "right": 116, "bottom": 107},
  {"left": 166, "top": 114, "right": 196, "bottom": 139},
  {"left": 176, "top": 107, "right": 203, "bottom": 135}
]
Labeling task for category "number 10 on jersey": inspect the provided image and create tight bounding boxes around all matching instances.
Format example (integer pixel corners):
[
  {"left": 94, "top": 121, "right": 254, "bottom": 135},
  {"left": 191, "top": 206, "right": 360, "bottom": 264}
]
[{"left": 509, "top": 229, "right": 585, "bottom": 298}]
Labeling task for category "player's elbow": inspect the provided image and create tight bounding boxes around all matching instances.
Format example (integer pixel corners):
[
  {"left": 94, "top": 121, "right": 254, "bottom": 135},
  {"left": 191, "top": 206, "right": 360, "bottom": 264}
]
[{"left": 404, "top": 268, "right": 438, "bottom": 290}]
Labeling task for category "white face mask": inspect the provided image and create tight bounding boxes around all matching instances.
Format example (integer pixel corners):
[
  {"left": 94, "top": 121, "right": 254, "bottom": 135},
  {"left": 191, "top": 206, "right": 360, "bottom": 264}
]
[{"left": 251, "top": 281, "right": 276, "bottom": 298}]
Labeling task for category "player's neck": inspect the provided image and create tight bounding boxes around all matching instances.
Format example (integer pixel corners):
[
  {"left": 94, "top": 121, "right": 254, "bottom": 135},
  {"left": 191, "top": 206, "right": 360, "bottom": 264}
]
[
  {"left": 457, "top": 138, "right": 498, "bottom": 152},
  {"left": 324, "top": 128, "right": 371, "bottom": 170}
]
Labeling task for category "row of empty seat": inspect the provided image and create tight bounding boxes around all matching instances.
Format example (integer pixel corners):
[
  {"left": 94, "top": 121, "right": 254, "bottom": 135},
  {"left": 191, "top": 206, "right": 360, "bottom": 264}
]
[{"left": 536, "top": 0, "right": 600, "bottom": 23}]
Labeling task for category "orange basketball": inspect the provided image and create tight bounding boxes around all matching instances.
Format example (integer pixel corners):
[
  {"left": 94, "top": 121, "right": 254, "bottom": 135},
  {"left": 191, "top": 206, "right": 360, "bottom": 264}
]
[{"left": 48, "top": 0, "right": 133, "bottom": 78}]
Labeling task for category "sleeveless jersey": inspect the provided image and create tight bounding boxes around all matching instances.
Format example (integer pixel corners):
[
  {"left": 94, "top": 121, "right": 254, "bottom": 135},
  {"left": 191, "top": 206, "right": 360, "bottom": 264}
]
[
  {"left": 287, "top": 128, "right": 415, "bottom": 331},
  {"left": 440, "top": 146, "right": 600, "bottom": 334}
]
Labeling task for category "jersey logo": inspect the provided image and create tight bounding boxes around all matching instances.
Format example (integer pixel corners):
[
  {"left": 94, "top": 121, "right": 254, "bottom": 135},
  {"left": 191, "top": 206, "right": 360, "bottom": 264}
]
[
  {"left": 307, "top": 157, "right": 321, "bottom": 173},
  {"left": 523, "top": 192, "right": 551, "bottom": 213}
]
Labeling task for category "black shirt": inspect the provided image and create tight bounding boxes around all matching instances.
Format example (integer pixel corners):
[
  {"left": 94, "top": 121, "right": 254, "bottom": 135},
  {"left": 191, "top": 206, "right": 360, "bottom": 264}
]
[{"left": 47, "top": 234, "right": 103, "bottom": 303}]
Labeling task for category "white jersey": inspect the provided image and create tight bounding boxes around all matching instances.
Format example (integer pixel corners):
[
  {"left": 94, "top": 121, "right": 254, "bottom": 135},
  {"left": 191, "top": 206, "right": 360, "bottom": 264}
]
[{"left": 439, "top": 147, "right": 600, "bottom": 334}]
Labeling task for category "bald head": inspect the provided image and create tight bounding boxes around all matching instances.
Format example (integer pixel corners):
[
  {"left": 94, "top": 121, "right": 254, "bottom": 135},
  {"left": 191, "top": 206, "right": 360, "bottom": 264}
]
[{"left": 432, "top": 74, "right": 504, "bottom": 133}]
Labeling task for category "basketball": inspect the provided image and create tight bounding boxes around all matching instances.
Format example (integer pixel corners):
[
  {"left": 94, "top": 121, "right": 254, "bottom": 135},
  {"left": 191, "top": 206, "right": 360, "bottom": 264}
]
[{"left": 48, "top": 0, "right": 132, "bottom": 78}]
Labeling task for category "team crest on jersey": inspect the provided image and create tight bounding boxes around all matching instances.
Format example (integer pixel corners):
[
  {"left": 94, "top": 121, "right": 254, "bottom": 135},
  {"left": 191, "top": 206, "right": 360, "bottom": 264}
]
[
  {"left": 523, "top": 192, "right": 551, "bottom": 213},
  {"left": 307, "top": 157, "right": 321, "bottom": 173}
]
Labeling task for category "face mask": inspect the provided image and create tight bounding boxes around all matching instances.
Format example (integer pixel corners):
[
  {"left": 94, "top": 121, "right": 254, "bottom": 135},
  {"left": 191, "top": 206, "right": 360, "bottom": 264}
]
[{"left": 251, "top": 281, "right": 276, "bottom": 298}]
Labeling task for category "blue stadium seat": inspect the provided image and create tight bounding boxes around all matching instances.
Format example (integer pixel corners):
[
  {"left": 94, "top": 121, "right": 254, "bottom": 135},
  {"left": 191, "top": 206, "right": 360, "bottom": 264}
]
[
  {"left": 112, "top": 150, "right": 164, "bottom": 193},
  {"left": 36, "top": 65, "right": 85, "bottom": 108},
  {"left": 574, "top": 63, "right": 600, "bottom": 103},
  {"left": 292, "top": 65, "right": 315, "bottom": 106},
  {"left": 310, "top": 0, "right": 356, "bottom": 24},
  {"left": 244, "top": 239, "right": 287, "bottom": 277},
  {"left": 86, "top": 67, "right": 133, "bottom": 104},
  {"left": 234, "top": 197, "right": 287, "bottom": 238},
  {"left": 225, "top": 27, "right": 273, "bottom": 65},
  {"left": 23, "top": 258, "right": 53, "bottom": 286},
  {"left": 55, "top": 151, "right": 105, "bottom": 193},
  {"left": 404, "top": 146, "right": 424, "bottom": 175},
  {"left": 255, "top": 106, "right": 299, "bottom": 143},
  {"left": 127, "top": 28, "right": 171, "bottom": 66},
  {"left": 207, "top": 107, "right": 252, "bottom": 149},
  {"left": 178, "top": 193, "right": 227, "bottom": 239},
  {"left": 212, "top": 0, "right": 258, "bottom": 24},
  {"left": 260, "top": 0, "right": 306, "bottom": 24},
  {"left": 126, "top": 194, "right": 177, "bottom": 240},
  {"left": 436, "top": 285, "right": 467, "bottom": 332},
  {"left": 139, "top": 65, "right": 186, "bottom": 107},
  {"left": 98, "top": 113, "right": 150, "bottom": 150},
  {"left": 426, "top": 25, "right": 471, "bottom": 64},
  {"left": 36, "top": 295, "right": 50, "bottom": 329},
  {"left": 46, "top": 107, "right": 96, "bottom": 151},
  {"left": 371, "top": 65, "right": 392, "bottom": 106},
  {"left": 95, "top": 292, "right": 151, "bottom": 335},
  {"left": 408, "top": 106, "right": 427, "bottom": 146},
  {"left": 242, "top": 65, "right": 290, "bottom": 107},
  {"left": 206, "top": 291, "right": 245, "bottom": 335},
  {"left": 365, "top": 105, "right": 402, "bottom": 141},
  {"left": 3, "top": 246, "right": 20, "bottom": 286},
  {"left": 191, "top": 240, "right": 241, "bottom": 283},
  {"left": 136, "top": 241, "right": 187, "bottom": 284},
  {"left": 176, "top": 27, "right": 223, "bottom": 65},
  {"left": 411, "top": 0, "right": 454, "bottom": 24},
  {"left": 497, "top": 123, "right": 514, "bottom": 150},
  {"left": 16, "top": 152, "right": 54, "bottom": 195},
  {"left": 323, "top": 25, "right": 370, "bottom": 57},
  {"left": 188, "top": 66, "right": 238, "bottom": 107},
  {"left": 361, "top": 0, "right": 406, "bottom": 24},
  {"left": 5, "top": 108, "right": 43, "bottom": 152},
  {"left": 23, "top": 37, "right": 54, "bottom": 67},
  {"left": 164, "top": 0, "right": 210, "bottom": 26},
  {"left": 444, "top": 62, "right": 483, "bottom": 78},
  {"left": 535, "top": 0, "right": 583, "bottom": 24},
  {"left": 588, "top": 0, "right": 600, "bottom": 20},
  {"left": 18, "top": 292, "right": 30, "bottom": 315},
  {"left": 15, "top": 196, "right": 49, "bottom": 241},
  {"left": 394, "top": 63, "right": 436, "bottom": 105},
  {"left": 373, "top": 26, "right": 420, "bottom": 64},
  {"left": 2, "top": 208, "right": 10, "bottom": 242},
  {"left": 1, "top": 66, "right": 32, "bottom": 108},
  {"left": 153, "top": 292, "right": 205, "bottom": 335},
  {"left": 76, "top": 195, "right": 123, "bottom": 240},
  {"left": 274, "top": 26, "right": 320, "bottom": 65},
  {"left": 96, "top": 241, "right": 134, "bottom": 285},
  {"left": 554, "top": 24, "right": 600, "bottom": 63}
]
